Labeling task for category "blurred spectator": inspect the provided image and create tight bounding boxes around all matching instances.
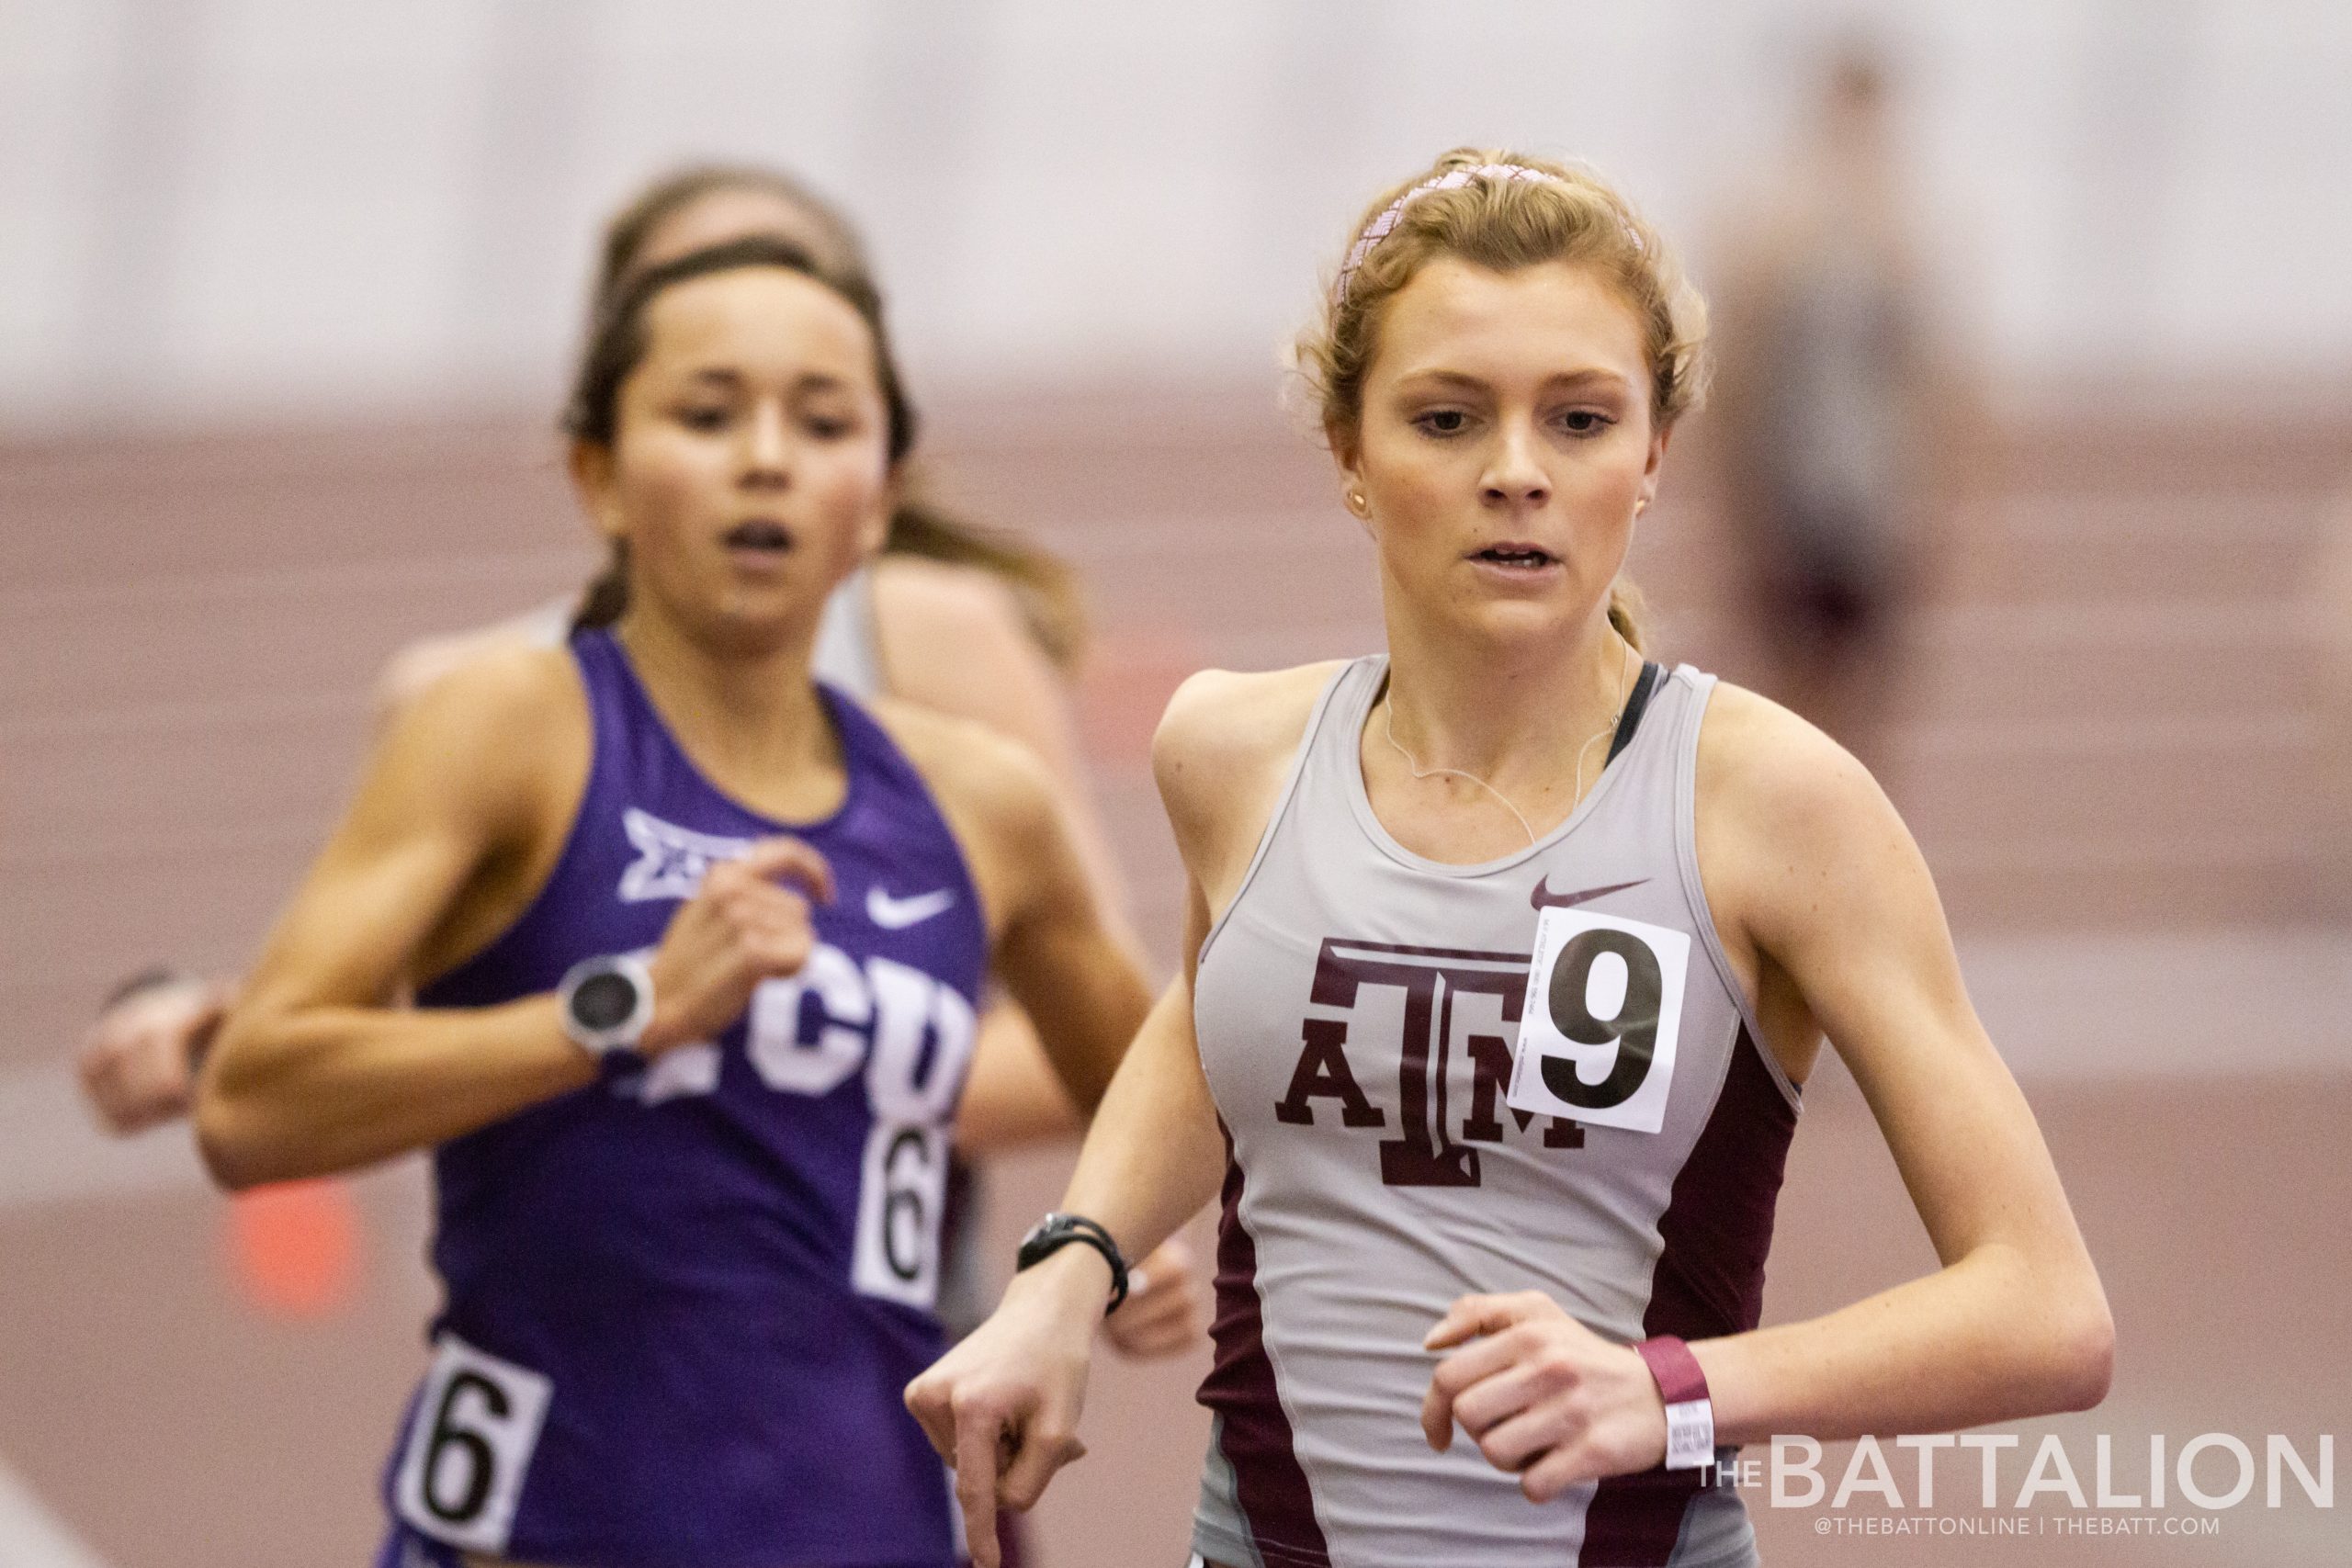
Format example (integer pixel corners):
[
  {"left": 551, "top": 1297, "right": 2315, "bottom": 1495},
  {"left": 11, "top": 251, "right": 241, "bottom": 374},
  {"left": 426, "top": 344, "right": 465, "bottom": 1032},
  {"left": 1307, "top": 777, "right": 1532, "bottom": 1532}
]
[{"left": 1706, "top": 39, "right": 1977, "bottom": 772}]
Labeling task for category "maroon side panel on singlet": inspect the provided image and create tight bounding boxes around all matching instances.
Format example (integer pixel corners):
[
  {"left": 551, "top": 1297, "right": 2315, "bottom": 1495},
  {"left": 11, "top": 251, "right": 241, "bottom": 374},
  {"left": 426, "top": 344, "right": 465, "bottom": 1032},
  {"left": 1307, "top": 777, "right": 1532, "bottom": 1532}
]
[
  {"left": 1578, "top": 1025, "right": 1797, "bottom": 1565},
  {"left": 1197, "top": 1122, "right": 1332, "bottom": 1566}
]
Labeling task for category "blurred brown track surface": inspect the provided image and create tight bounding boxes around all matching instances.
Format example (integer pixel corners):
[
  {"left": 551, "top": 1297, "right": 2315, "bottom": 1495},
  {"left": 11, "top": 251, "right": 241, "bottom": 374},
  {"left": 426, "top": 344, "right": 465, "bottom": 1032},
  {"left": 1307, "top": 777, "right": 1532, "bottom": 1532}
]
[{"left": 1, "top": 384, "right": 2346, "bottom": 1564}]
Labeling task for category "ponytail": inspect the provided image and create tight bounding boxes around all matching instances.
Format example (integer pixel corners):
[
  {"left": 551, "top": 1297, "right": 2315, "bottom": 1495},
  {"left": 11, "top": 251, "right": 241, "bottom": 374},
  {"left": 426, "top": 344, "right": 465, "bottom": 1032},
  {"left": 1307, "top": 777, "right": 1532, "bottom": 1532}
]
[
  {"left": 1605, "top": 577, "right": 1649, "bottom": 654},
  {"left": 572, "top": 540, "right": 629, "bottom": 633},
  {"left": 883, "top": 480, "right": 1087, "bottom": 671}
]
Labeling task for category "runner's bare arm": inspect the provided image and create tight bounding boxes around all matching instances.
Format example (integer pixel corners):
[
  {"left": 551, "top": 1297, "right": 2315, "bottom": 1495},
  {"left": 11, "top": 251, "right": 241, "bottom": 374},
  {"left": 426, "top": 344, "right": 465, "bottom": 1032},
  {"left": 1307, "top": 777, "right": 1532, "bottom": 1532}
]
[
  {"left": 1687, "top": 686, "right": 2113, "bottom": 1442},
  {"left": 950, "top": 1006, "right": 1081, "bottom": 1147},
  {"left": 195, "top": 649, "right": 594, "bottom": 1188},
  {"left": 1030, "top": 667, "right": 1345, "bottom": 1241},
  {"left": 1420, "top": 688, "right": 2112, "bottom": 1502},
  {"left": 879, "top": 705, "right": 1150, "bottom": 1114},
  {"left": 872, "top": 556, "right": 1137, "bottom": 951},
  {"left": 1030, "top": 664, "right": 1338, "bottom": 1250},
  {"left": 903, "top": 671, "right": 1324, "bottom": 1564},
  {"left": 1008, "top": 662, "right": 1347, "bottom": 1252},
  {"left": 77, "top": 614, "right": 557, "bottom": 1136},
  {"left": 986, "top": 785, "right": 1152, "bottom": 1114},
  {"left": 901, "top": 925, "right": 1225, "bottom": 1566},
  {"left": 201, "top": 646, "right": 835, "bottom": 1190},
  {"left": 875, "top": 558, "right": 1132, "bottom": 1152}
]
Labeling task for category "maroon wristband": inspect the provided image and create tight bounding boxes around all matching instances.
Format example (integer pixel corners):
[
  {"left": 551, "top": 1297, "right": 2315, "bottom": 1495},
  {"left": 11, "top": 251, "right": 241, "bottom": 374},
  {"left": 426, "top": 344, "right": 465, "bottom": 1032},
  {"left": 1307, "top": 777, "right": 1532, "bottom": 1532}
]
[
  {"left": 1635, "top": 1334, "right": 1715, "bottom": 1471},
  {"left": 1634, "top": 1335, "right": 1708, "bottom": 1404}
]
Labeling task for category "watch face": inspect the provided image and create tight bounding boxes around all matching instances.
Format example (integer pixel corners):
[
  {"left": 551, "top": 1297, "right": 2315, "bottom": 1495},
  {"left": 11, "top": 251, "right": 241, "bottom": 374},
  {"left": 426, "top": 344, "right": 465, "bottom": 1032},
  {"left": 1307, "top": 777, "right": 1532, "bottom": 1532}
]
[{"left": 571, "top": 969, "right": 641, "bottom": 1033}]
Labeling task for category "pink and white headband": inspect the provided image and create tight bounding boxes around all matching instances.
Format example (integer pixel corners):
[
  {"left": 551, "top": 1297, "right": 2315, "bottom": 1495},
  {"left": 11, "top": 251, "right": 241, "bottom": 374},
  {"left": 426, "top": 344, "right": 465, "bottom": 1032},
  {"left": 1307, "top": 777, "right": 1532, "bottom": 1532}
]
[{"left": 1331, "top": 162, "right": 1640, "bottom": 305}]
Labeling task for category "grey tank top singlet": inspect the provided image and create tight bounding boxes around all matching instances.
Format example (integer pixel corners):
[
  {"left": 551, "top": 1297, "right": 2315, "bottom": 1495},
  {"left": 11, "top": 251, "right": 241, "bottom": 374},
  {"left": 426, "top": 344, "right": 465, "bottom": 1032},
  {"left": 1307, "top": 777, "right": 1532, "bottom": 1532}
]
[{"left": 1189, "top": 656, "right": 1801, "bottom": 1568}]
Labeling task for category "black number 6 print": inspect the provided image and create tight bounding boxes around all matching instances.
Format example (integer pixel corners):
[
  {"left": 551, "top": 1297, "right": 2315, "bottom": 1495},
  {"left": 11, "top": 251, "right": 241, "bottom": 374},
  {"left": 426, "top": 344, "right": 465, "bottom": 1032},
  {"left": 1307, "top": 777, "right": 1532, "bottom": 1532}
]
[
  {"left": 1541, "top": 928, "right": 1663, "bottom": 1110},
  {"left": 421, "top": 1371, "right": 509, "bottom": 1524}
]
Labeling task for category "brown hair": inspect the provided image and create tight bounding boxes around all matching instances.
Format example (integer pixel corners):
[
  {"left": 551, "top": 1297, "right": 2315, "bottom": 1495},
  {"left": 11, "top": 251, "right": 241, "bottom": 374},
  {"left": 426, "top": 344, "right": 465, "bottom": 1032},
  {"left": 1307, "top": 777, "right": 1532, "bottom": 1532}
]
[
  {"left": 574, "top": 166, "right": 1084, "bottom": 662},
  {"left": 1299, "top": 149, "right": 1712, "bottom": 651}
]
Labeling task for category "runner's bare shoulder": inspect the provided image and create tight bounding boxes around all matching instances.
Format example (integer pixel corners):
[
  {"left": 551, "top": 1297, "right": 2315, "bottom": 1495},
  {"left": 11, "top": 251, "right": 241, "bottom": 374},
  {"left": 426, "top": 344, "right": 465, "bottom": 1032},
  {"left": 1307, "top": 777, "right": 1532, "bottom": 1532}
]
[{"left": 1154, "top": 663, "right": 1345, "bottom": 877}]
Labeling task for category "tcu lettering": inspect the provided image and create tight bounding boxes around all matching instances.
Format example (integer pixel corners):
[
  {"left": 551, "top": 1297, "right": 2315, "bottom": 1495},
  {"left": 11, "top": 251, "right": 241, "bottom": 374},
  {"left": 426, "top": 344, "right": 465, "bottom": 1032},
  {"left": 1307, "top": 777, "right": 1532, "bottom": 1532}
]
[
  {"left": 1275, "top": 938, "right": 1583, "bottom": 1188},
  {"left": 644, "top": 941, "right": 976, "bottom": 1308},
  {"left": 745, "top": 943, "right": 975, "bottom": 1119}
]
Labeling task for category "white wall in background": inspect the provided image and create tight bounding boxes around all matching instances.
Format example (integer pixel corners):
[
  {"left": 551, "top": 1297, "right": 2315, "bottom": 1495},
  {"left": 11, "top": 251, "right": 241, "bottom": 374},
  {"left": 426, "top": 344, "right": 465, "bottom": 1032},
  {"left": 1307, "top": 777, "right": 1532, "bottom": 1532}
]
[{"left": 2, "top": 0, "right": 2347, "bottom": 430}]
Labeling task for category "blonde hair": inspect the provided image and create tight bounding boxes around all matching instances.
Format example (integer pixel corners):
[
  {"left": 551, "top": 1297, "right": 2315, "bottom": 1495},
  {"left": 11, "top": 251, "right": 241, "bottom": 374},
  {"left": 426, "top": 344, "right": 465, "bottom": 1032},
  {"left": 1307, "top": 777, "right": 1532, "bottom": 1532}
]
[{"left": 1298, "top": 149, "right": 1711, "bottom": 651}]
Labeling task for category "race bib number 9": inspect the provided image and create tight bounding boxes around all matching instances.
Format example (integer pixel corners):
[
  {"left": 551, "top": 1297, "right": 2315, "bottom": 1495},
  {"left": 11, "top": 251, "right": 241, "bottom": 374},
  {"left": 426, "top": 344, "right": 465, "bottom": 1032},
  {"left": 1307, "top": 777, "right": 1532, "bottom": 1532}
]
[
  {"left": 391, "top": 1333, "right": 552, "bottom": 1555},
  {"left": 1506, "top": 907, "right": 1690, "bottom": 1135}
]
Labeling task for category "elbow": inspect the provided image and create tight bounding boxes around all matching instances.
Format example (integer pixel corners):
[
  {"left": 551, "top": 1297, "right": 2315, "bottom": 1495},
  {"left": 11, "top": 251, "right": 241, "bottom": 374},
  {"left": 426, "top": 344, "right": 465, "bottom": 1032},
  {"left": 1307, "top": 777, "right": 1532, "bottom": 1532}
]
[
  {"left": 191, "top": 1015, "right": 317, "bottom": 1190},
  {"left": 2050, "top": 1299, "right": 2117, "bottom": 1413},
  {"left": 2020, "top": 1278, "right": 2114, "bottom": 1415},
  {"left": 191, "top": 1068, "right": 304, "bottom": 1192},
  {"left": 1981, "top": 1246, "right": 2116, "bottom": 1417},
  {"left": 1979, "top": 1239, "right": 2115, "bottom": 1416},
  {"left": 192, "top": 1089, "right": 271, "bottom": 1191}
]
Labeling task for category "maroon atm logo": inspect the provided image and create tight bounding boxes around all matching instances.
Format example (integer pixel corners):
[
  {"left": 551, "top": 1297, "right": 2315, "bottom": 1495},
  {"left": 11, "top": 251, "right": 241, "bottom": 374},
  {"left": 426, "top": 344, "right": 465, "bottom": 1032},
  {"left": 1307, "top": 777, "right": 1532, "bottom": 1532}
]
[{"left": 1274, "top": 937, "right": 1583, "bottom": 1188}]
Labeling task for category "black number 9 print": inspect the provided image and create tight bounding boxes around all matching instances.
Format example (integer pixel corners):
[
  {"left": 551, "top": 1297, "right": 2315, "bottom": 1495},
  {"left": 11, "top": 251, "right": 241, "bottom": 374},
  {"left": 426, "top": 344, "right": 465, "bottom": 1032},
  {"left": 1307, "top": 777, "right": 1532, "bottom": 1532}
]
[{"left": 1541, "top": 928, "right": 1663, "bottom": 1110}]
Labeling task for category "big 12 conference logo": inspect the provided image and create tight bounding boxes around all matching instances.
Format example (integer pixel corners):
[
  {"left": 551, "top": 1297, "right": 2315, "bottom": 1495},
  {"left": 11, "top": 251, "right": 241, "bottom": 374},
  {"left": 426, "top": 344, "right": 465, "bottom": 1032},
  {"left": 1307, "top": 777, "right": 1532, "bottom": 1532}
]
[{"left": 1273, "top": 938, "right": 1587, "bottom": 1188}]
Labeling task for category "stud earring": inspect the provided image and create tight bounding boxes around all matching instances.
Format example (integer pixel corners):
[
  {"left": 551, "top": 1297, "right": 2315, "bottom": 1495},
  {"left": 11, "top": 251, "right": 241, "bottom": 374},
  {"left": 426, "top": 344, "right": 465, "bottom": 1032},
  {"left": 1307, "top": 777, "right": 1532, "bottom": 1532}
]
[{"left": 1348, "top": 491, "right": 1368, "bottom": 515}]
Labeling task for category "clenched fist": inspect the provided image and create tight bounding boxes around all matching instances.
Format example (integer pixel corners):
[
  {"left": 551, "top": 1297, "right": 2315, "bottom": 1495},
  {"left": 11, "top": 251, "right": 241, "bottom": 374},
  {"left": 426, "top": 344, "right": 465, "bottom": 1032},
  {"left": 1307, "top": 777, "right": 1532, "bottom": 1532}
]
[
  {"left": 640, "top": 838, "right": 834, "bottom": 1054},
  {"left": 79, "top": 975, "right": 233, "bottom": 1134},
  {"left": 1421, "top": 1291, "right": 1670, "bottom": 1502}
]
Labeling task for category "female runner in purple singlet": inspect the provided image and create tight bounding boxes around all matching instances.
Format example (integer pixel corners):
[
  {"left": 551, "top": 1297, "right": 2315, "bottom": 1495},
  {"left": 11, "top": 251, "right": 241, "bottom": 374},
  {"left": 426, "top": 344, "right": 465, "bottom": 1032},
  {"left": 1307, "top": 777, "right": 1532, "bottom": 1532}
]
[
  {"left": 197, "top": 235, "right": 1148, "bottom": 1567},
  {"left": 80, "top": 162, "right": 1166, "bottom": 1208}
]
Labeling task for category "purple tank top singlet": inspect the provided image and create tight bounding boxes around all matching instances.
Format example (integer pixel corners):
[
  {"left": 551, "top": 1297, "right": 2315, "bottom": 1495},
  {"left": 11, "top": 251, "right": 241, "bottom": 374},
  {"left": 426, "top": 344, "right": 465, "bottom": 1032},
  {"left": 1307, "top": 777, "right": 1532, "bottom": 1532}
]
[{"left": 381, "top": 628, "right": 986, "bottom": 1568}]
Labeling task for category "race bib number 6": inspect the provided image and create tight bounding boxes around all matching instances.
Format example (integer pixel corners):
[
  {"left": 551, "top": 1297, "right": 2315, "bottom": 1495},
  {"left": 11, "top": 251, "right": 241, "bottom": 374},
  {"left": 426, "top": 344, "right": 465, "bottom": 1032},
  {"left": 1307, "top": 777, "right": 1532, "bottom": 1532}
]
[
  {"left": 1506, "top": 907, "right": 1690, "bottom": 1135},
  {"left": 391, "top": 1333, "right": 552, "bottom": 1554}
]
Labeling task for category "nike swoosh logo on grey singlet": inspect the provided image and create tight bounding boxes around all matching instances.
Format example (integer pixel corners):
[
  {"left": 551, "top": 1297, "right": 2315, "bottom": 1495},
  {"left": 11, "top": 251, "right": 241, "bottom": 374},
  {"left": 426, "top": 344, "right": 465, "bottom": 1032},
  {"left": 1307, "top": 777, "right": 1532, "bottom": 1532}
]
[
  {"left": 867, "top": 886, "right": 956, "bottom": 929},
  {"left": 1529, "top": 875, "right": 1648, "bottom": 910}
]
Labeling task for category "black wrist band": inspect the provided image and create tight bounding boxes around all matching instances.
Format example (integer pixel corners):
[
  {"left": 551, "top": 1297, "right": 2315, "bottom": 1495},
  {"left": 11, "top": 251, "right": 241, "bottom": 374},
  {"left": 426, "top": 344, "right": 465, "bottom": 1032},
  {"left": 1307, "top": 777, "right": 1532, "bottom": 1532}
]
[
  {"left": 1015, "top": 1213, "right": 1131, "bottom": 1314},
  {"left": 100, "top": 964, "right": 192, "bottom": 1015}
]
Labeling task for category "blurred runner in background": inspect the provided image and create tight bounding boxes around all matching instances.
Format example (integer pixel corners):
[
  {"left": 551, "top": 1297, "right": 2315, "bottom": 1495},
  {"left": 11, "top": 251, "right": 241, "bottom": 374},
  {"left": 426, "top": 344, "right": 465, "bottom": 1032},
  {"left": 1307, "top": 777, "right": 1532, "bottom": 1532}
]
[{"left": 1708, "top": 39, "right": 1977, "bottom": 774}]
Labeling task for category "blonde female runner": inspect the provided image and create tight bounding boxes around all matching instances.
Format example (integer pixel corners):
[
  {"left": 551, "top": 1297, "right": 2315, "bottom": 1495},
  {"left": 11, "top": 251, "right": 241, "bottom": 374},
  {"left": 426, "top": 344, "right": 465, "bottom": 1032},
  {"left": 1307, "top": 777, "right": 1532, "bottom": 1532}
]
[{"left": 907, "top": 151, "right": 2111, "bottom": 1568}]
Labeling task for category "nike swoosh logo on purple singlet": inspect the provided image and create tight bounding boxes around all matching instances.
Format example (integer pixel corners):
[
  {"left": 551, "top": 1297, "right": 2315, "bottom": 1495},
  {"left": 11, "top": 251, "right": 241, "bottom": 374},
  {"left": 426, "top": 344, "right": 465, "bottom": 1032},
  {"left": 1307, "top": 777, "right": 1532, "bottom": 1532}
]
[
  {"left": 868, "top": 886, "right": 956, "bottom": 930},
  {"left": 1529, "top": 875, "right": 1648, "bottom": 911}
]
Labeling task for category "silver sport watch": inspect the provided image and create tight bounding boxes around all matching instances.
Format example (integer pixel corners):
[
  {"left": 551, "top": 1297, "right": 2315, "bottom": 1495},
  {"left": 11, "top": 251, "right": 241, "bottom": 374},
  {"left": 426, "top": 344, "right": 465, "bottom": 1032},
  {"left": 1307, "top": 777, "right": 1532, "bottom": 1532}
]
[{"left": 557, "top": 953, "right": 655, "bottom": 1058}]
